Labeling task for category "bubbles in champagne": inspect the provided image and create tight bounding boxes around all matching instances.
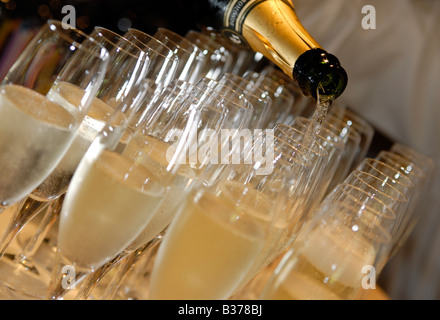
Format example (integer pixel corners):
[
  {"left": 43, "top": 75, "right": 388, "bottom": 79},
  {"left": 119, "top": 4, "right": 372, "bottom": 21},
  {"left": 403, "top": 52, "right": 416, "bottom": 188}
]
[
  {"left": 149, "top": 189, "right": 266, "bottom": 300},
  {"left": 32, "top": 83, "right": 124, "bottom": 201},
  {"left": 58, "top": 149, "right": 166, "bottom": 271},
  {"left": 0, "top": 85, "right": 76, "bottom": 205}
]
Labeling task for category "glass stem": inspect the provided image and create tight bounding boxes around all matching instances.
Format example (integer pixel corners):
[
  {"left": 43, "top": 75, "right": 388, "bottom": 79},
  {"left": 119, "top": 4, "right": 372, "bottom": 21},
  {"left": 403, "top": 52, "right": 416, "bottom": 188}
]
[
  {"left": 14, "top": 195, "right": 64, "bottom": 271},
  {"left": 100, "top": 235, "right": 164, "bottom": 300},
  {"left": 74, "top": 250, "right": 132, "bottom": 300},
  {"left": 0, "top": 197, "right": 50, "bottom": 259},
  {"left": 46, "top": 252, "right": 89, "bottom": 300},
  {"left": 98, "top": 247, "right": 147, "bottom": 300}
]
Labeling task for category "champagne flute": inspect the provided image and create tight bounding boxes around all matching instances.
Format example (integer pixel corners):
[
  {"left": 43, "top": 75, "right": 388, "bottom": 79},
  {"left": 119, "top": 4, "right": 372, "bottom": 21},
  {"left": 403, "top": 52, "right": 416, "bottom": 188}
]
[
  {"left": 259, "top": 182, "right": 400, "bottom": 300},
  {"left": 218, "top": 73, "right": 272, "bottom": 130},
  {"left": 148, "top": 129, "right": 305, "bottom": 300},
  {"left": 230, "top": 130, "right": 326, "bottom": 299},
  {"left": 342, "top": 169, "right": 409, "bottom": 271},
  {"left": 77, "top": 79, "right": 266, "bottom": 300},
  {"left": 0, "top": 28, "right": 155, "bottom": 299},
  {"left": 185, "top": 30, "right": 235, "bottom": 80},
  {"left": 2, "top": 80, "right": 152, "bottom": 300},
  {"left": 123, "top": 28, "right": 179, "bottom": 89},
  {"left": 71, "top": 79, "right": 232, "bottom": 300},
  {"left": 243, "top": 71, "right": 295, "bottom": 129},
  {"left": 261, "top": 64, "right": 314, "bottom": 118},
  {"left": 0, "top": 20, "right": 110, "bottom": 285},
  {"left": 320, "top": 113, "right": 362, "bottom": 194},
  {"left": 374, "top": 149, "right": 432, "bottom": 258},
  {"left": 199, "top": 26, "right": 257, "bottom": 76},
  {"left": 0, "top": 20, "right": 109, "bottom": 213},
  {"left": 153, "top": 28, "right": 208, "bottom": 84},
  {"left": 45, "top": 77, "right": 231, "bottom": 300},
  {"left": 0, "top": 24, "right": 152, "bottom": 255},
  {"left": 230, "top": 122, "right": 344, "bottom": 299},
  {"left": 329, "top": 105, "right": 375, "bottom": 170}
]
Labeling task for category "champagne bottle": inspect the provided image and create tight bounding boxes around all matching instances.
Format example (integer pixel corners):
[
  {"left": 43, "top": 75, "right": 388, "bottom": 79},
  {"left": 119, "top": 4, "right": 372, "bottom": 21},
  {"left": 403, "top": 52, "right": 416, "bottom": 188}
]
[{"left": 176, "top": 0, "right": 348, "bottom": 100}]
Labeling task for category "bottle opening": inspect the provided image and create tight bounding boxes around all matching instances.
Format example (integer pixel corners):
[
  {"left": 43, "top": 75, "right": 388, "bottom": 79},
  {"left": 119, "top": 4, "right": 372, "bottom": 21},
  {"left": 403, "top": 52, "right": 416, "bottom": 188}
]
[{"left": 293, "top": 49, "right": 348, "bottom": 101}]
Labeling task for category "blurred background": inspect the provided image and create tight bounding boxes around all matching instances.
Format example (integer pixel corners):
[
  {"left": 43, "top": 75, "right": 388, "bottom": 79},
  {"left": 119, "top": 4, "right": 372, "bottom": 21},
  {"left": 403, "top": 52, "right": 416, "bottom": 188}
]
[{"left": 0, "top": 0, "right": 201, "bottom": 80}]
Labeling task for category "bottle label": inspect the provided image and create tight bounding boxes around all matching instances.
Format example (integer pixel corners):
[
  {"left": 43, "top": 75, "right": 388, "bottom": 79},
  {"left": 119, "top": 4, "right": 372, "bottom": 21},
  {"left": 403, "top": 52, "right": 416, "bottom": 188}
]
[
  {"left": 221, "top": 0, "right": 292, "bottom": 48},
  {"left": 221, "top": 0, "right": 266, "bottom": 47}
]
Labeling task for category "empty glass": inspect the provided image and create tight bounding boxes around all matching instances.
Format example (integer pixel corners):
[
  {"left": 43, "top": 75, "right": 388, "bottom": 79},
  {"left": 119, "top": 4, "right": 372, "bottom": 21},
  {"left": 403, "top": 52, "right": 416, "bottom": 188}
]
[
  {"left": 329, "top": 105, "right": 375, "bottom": 170},
  {"left": 374, "top": 149, "right": 433, "bottom": 258},
  {"left": 289, "top": 117, "right": 345, "bottom": 212},
  {"left": 200, "top": 26, "right": 258, "bottom": 76},
  {"left": 261, "top": 64, "right": 314, "bottom": 118},
  {"left": 243, "top": 71, "right": 295, "bottom": 128},
  {"left": 259, "top": 182, "right": 399, "bottom": 300},
  {"left": 185, "top": 30, "right": 234, "bottom": 81},
  {"left": 390, "top": 143, "right": 436, "bottom": 178},
  {"left": 123, "top": 28, "right": 179, "bottom": 89},
  {"left": 197, "top": 77, "right": 254, "bottom": 130},
  {"left": 217, "top": 73, "right": 272, "bottom": 129},
  {"left": 153, "top": 28, "right": 208, "bottom": 84},
  {"left": 320, "top": 113, "right": 362, "bottom": 193}
]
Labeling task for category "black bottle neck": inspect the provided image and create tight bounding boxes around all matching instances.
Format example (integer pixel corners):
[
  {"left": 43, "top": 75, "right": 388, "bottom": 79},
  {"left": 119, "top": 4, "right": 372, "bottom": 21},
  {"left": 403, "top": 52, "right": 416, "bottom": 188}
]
[{"left": 293, "top": 48, "right": 348, "bottom": 100}]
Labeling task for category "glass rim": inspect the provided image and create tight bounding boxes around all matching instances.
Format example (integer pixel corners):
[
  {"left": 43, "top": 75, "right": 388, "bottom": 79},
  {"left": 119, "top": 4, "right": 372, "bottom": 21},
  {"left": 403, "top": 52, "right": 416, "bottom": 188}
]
[
  {"left": 391, "top": 143, "right": 436, "bottom": 169},
  {"left": 343, "top": 109, "right": 374, "bottom": 135},
  {"left": 265, "top": 133, "right": 313, "bottom": 168},
  {"left": 322, "top": 115, "right": 362, "bottom": 143},
  {"left": 46, "top": 20, "right": 109, "bottom": 61},
  {"left": 359, "top": 158, "right": 416, "bottom": 188},
  {"left": 166, "top": 79, "right": 229, "bottom": 115},
  {"left": 126, "top": 28, "right": 179, "bottom": 62},
  {"left": 378, "top": 151, "right": 427, "bottom": 179},
  {"left": 199, "top": 77, "right": 254, "bottom": 112},
  {"left": 221, "top": 73, "right": 272, "bottom": 102},
  {"left": 93, "top": 26, "right": 149, "bottom": 62},
  {"left": 275, "top": 124, "right": 330, "bottom": 158},
  {"left": 156, "top": 27, "right": 204, "bottom": 57},
  {"left": 338, "top": 183, "right": 398, "bottom": 220},
  {"left": 185, "top": 30, "right": 230, "bottom": 53},
  {"left": 351, "top": 170, "right": 408, "bottom": 202},
  {"left": 293, "top": 117, "right": 345, "bottom": 150}
]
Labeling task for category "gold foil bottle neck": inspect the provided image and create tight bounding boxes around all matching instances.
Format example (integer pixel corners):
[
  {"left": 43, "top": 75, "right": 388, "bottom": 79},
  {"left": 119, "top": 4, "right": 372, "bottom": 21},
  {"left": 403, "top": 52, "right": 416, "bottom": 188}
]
[
  {"left": 243, "top": 0, "right": 322, "bottom": 77},
  {"left": 222, "top": 0, "right": 322, "bottom": 78}
]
